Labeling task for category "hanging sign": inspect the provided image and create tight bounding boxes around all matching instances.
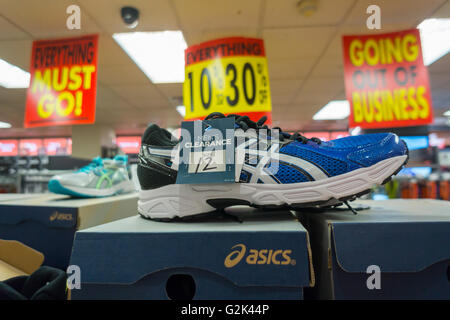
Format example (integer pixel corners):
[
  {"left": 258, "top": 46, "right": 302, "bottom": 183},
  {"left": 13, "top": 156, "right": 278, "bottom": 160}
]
[
  {"left": 342, "top": 29, "right": 433, "bottom": 129},
  {"left": 24, "top": 34, "right": 99, "bottom": 128},
  {"left": 183, "top": 37, "right": 272, "bottom": 123}
]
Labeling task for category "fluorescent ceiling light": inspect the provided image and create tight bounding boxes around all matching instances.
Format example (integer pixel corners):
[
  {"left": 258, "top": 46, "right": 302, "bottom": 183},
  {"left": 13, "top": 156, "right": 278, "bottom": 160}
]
[
  {"left": 444, "top": 110, "right": 450, "bottom": 117},
  {"left": 0, "top": 59, "right": 30, "bottom": 88},
  {"left": 0, "top": 121, "right": 12, "bottom": 128},
  {"left": 418, "top": 18, "right": 450, "bottom": 66},
  {"left": 113, "top": 31, "right": 187, "bottom": 83},
  {"left": 176, "top": 105, "right": 186, "bottom": 117},
  {"left": 313, "top": 100, "right": 350, "bottom": 120}
]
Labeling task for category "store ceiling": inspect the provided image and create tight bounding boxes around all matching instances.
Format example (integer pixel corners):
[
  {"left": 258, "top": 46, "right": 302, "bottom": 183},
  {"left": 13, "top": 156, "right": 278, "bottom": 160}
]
[{"left": 0, "top": 0, "right": 449, "bottom": 138}]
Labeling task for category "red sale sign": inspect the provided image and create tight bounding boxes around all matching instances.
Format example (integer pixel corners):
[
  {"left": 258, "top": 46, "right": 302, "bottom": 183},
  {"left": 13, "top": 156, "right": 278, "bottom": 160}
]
[
  {"left": 342, "top": 29, "right": 433, "bottom": 129},
  {"left": 24, "top": 34, "right": 99, "bottom": 128},
  {"left": 116, "top": 136, "right": 141, "bottom": 154},
  {"left": 19, "top": 139, "right": 43, "bottom": 156},
  {"left": 43, "top": 138, "right": 70, "bottom": 155},
  {"left": 0, "top": 140, "right": 18, "bottom": 156}
]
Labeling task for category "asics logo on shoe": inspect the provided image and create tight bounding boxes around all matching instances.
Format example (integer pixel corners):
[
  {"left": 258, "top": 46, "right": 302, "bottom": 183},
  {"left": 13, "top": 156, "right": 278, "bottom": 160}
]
[{"left": 224, "top": 244, "right": 293, "bottom": 268}]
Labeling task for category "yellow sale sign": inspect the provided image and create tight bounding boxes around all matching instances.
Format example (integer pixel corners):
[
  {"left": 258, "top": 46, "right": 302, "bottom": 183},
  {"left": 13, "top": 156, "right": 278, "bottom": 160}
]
[{"left": 183, "top": 37, "right": 272, "bottom": 123}]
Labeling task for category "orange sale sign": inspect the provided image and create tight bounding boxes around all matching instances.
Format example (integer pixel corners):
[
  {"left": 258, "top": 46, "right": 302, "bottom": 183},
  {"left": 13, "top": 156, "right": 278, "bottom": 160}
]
[
  {"left": 24, "top": 34, "right": 98, "bottom": 128},
  {"left": 342, "top": 29, "right": 433, "bottom": 129}
]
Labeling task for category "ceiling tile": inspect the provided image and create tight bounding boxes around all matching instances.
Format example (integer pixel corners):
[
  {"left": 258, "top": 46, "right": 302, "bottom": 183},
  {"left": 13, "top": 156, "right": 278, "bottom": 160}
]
[
  {"left": 0, "top": 88, "right": 27, "bottom": 105},
  {"left": 264, "top": 0, "right": 354, "bottom": 28},
  {"left": 295, "top": 76, "right": 344, "bottom": 103},
  {"left": 0, "top": 0, "right": 101, "bottom": 38},
  {"left": 431, "top": 0, "right": 450, "bottom": 18},
  {"left": 156, "top": 83, "right": 183, "bottom": 100},
  {"left": 263, "top": 27, "right": 335, "bottom": 59},
  {"left": 345, "top": 0, "right": 446, "bottom": 26},
  {"left": 0, "top": 16, "right": 30, "bottom": 40},
  {"left": 430, "top": 74, "right": 450, "bottom": 90},
  {"left": 77, "top": 0, "right": 179, "bottom": 33},
  {"left": 268, "top": 58, "right": 315, "bottom": 79},
  {"left": 185, "top": 27, "right": 259, "bottom": 46},
  {"left": 97, "top": 64, "right": 150, "bottom": 85},
  {"left": 270, "top": 78, "right": 303, "bottom": 105},
  {"left": 174, "top": 0, "right": 262, "bottom": 31},
  {"left": 428, "top": 54, "right": 450, "bottom": 74},
  {"left": 95, "top": 85, "right": 134, "bottom": 110},
  {"left": 98, "top": 35, "right": 136, "bottom": 66},
  {"left": 311, "top": 53, "right": 344, "bottom": 77},
  {"left": 0, "top": 40, "right": 32, "bottom": 70},
  {"left": 109, "top": 83, "right": 169, "bottom": 107}
]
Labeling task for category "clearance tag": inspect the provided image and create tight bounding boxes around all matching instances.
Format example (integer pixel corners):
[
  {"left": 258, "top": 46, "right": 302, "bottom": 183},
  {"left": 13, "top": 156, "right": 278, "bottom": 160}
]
[
  {"left": 183, "top": 37, "right": 272, "bottom": 122},
  {"left": 176, "top": 117, "right": 235, "bottom": 184}
]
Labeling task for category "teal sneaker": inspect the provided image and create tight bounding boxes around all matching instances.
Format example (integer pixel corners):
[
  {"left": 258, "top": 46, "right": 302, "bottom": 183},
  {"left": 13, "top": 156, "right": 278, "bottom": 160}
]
[{"left": 48, "top": 155, "right": 135, "bottom": 198}]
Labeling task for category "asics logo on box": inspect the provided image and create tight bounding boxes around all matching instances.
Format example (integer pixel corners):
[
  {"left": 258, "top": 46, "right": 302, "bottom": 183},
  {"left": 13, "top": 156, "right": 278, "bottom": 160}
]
[
  {"left": 224, "top": 244, "right": 294, "bottom": 268},
  {"left": 49, "top": 211, "right": 73, "bottom": 221}
]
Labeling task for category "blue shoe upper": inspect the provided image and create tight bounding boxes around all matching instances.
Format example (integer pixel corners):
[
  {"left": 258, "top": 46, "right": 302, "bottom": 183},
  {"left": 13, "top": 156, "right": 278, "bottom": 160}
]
[
  {"left": 278, "top": 133, "right": 407, "bottom": 179},
  {"left": 204, "top": 113, "right": 408, "bottom": 184}
]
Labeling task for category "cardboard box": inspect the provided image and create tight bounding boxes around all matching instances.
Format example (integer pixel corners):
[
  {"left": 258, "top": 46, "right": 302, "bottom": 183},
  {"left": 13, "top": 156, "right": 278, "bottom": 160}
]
[
  {"left": 0, "top": 239, "right": 44, "bottom": 281},
  {"left": 0, "top": 194, "right": 48, "bottom": 203},
  {"left": 70, "top": 209, "right": 314, "bottom": 300},
  {"left": 298, "top": 199, "right": 450, "bottom": 300},
  {"left": 0, "top": 193, "right": 138, "bottom": 270}
]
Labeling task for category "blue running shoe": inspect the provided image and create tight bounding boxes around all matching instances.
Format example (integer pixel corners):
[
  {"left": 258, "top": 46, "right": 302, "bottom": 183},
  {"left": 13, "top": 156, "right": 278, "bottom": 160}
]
[{"left": 137, "top": 113, "right": 408, "bottom": 220}]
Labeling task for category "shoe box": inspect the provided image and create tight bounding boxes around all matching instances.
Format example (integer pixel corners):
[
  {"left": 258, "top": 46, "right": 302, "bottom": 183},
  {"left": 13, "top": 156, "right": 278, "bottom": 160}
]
[
  {"left": 0, "top": 193, "right": 49, "bottom": 203},
  {"left": 69, "top": 208, "right": 315, "bottom": 300},
  {"left": 0, "top": 193, "right": 138, "bottom": 270},
  {"left": 0, "top": 239, "right": 44, "bottom": 281},
  {"left": 297, "top": 199, "right": 450, "bottom": 300}
]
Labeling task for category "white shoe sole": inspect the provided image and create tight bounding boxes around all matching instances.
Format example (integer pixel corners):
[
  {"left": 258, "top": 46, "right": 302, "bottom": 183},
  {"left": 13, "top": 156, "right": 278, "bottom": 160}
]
[
  {"left": 58, "top": 180, "right": 135, "bottom": 197},
  {"left": 138, "top": 155, "right": 407, "bottom": 220}
]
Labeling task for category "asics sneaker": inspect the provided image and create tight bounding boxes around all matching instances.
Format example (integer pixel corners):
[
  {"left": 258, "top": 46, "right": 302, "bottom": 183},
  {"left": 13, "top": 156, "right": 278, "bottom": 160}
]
[
  {"left": 137, "top": 113, "right": 408, "bottom": 220},
  {"left": 48, "top": 155, "right": 135, "bottom": 198}
]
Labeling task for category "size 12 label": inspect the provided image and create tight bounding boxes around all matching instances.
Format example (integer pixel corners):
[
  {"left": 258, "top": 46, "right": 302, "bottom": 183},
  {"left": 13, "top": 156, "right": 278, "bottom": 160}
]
[{"left": 188, "top": 149, "right": 226, "bottom": 174}]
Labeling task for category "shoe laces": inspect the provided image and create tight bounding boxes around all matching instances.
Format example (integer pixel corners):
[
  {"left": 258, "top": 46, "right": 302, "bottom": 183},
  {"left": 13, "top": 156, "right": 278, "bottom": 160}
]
[
  {"left": 78, "top": 157, "right": 103, "bottom": 173},
  {"left": 204, "top": 112, "right": 321, "bottom": 145}
]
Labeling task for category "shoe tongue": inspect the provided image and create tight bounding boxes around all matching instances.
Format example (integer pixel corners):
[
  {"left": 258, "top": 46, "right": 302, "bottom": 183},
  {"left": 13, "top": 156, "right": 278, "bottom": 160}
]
[
  {"left": 102, "top": 158, "right": 114, "bottom": 166},
  {"left": 92, "top": 157, "right": 103, "bottom": 166},
  {"left": 113, "top": 155, "right": 128, "bottom": 163}
]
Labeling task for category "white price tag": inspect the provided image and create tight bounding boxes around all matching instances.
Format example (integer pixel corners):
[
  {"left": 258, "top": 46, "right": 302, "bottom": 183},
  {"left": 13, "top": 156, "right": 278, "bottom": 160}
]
[{"left": 188, "top": 150, "right": 226, "bottom": 174}]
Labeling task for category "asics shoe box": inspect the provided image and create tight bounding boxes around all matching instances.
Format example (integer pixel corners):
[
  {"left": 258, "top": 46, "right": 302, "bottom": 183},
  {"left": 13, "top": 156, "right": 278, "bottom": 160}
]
[
  {"left": 0, "top": 193, "right": 138, "bottom": 270},
  {"left": 69, "top": 209, "right": 314, "bottom": 300},
  {"left": 297, "top": 199, "right": 450, "bottom": 300}
]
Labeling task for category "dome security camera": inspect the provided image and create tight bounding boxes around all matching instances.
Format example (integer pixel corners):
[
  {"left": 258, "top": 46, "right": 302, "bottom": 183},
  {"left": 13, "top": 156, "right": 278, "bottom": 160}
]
[{"left": 121, "top": 6, "right": 139, "bottom": 28}]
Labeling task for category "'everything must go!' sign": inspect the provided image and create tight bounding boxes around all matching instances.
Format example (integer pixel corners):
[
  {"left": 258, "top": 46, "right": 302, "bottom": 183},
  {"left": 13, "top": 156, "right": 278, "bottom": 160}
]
[
  {"left": 342, "top": 29, "right": 433, "bottom": 129},
  {"left": 24, "top": 34, "right": 98, "bottom": 128}
]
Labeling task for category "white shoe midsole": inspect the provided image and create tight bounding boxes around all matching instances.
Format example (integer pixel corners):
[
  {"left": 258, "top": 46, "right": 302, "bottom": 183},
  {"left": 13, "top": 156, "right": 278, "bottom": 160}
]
[
  {"left": 138, "top": 155, "right": 407, "bottom": 219},
  {"left": 61, "top": 180, "right": 135, "bottom": 196}
]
